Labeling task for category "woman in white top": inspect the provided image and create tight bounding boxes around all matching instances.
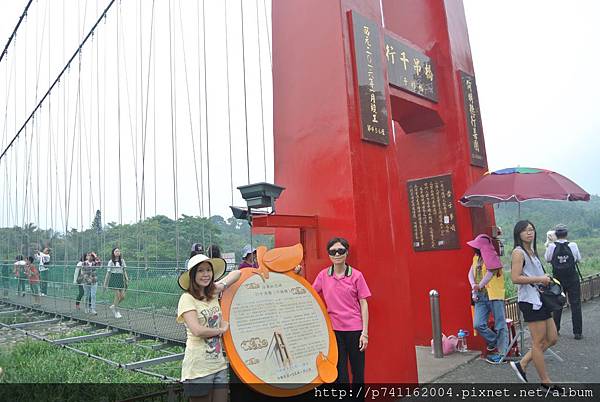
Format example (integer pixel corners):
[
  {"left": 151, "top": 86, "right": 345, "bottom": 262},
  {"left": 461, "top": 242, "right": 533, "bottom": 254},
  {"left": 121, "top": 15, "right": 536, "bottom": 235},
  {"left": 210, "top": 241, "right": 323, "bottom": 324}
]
[
  {"left": 509, "top": 220, "right": 558, "bottom": 389},
  {"left": 103, "top": 247, "right": 128, "bottom": 318},
  {"left": 35, "top": 247, "right": 51, "bottom": 295},
  {"left": 73, "top": 253, "right": 87, "bottom": 310}
]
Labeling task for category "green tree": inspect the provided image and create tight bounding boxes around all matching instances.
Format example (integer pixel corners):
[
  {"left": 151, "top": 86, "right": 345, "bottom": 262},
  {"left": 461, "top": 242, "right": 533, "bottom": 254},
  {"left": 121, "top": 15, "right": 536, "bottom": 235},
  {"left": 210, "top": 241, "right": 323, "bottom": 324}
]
[{"left": 91, "top": 210, "right": 103, "bottom": 235}]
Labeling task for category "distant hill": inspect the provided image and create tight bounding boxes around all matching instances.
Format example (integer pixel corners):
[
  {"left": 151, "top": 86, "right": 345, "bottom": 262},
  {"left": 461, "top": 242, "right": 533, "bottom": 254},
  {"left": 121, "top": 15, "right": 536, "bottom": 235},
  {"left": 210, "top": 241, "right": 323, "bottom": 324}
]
[{"left": 493, "top": 195, "right": 600, "bottom": 239}]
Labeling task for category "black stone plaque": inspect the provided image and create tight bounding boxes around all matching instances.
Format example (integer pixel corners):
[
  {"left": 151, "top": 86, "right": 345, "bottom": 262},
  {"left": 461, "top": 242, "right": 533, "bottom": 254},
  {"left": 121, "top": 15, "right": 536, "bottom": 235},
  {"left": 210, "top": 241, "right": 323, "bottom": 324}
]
[
  {"left": 384, "top": 35, "right": 438, "bottom": 102},
  {"left": 460, "top": 71, "right": 487, "bottom": 167},
  {"left": 349, "top": 11, "right": 390, "bottom": 145},
  {"left": 407, "top": 175, "right": 459, "bottom": 251}
]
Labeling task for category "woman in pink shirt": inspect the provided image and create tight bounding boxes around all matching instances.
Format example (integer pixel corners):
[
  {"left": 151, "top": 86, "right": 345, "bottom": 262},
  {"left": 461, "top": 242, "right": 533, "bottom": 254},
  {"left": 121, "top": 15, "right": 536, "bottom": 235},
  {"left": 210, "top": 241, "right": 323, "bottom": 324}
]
[{"left": 312, "top": 237, "right": 371, "bottom": 385}]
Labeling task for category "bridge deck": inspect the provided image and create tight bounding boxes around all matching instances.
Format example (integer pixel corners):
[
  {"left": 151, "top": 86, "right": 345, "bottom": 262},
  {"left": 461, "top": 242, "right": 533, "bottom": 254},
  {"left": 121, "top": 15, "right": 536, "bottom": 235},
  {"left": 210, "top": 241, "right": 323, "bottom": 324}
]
[{"left": 1, "top": 292, "right": 186, "bottom": 344}]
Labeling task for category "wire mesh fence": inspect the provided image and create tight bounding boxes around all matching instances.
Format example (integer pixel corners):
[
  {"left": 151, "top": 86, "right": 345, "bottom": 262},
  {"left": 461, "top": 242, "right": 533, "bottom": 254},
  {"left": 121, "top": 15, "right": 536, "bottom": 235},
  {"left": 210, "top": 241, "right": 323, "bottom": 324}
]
[
  {"left": 0, "top": 261, "right": 197, "bottom": 343},
  {"left": 3, "top": 262, "right": 599, "bottom": 344}
]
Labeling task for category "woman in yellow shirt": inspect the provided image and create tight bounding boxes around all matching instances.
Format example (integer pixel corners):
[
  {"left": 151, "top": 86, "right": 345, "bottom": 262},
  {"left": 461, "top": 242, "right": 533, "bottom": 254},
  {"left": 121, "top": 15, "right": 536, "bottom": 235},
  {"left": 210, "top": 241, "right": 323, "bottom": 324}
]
[{"left": 177, "top": 253, "right": 240, "bottom": 402}]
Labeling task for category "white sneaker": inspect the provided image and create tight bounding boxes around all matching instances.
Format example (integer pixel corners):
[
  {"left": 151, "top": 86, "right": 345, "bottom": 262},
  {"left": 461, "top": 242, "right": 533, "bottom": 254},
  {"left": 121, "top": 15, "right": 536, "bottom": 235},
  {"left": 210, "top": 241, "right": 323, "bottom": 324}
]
[
  {"left": 91, "top": 310, "right": 97, "bottom": 315},
  {"left": 115, "top": 311, "right": 122, "bottom": 319}
]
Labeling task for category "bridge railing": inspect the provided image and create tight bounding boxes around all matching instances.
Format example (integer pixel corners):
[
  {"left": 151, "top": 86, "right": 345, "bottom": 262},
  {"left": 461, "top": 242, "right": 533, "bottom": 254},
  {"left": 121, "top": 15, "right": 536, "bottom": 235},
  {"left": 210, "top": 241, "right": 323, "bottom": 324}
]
[
  {"left": 1, "top": 262, "right": 196, "bottom": 342},
  {"left": 3, "top": 264, "right": 599, "bottom": 343}
]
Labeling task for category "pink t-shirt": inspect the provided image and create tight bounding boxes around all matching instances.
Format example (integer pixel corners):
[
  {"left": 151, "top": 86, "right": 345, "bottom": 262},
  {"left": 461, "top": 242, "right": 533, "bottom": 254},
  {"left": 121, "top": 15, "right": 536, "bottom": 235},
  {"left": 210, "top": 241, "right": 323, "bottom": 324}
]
[{"left": 313, "top": 265, "right": 371, "bottom": 331}]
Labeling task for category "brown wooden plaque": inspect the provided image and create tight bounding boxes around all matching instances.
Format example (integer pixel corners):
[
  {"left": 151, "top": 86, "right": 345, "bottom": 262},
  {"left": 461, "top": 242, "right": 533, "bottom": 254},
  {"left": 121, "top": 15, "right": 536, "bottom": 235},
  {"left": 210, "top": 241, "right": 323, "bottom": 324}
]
[
  {"left": 407, "top": 175, "right": 459, "bottom": 251},
  {"left": 384, "top": 34, "right": 438, "bottom": 102},
  {"left": 349, "top": 11, "right": 390, "bottom": 145},
  {"left": 460, "top": 71, "right": 488, "bottom": 167}
]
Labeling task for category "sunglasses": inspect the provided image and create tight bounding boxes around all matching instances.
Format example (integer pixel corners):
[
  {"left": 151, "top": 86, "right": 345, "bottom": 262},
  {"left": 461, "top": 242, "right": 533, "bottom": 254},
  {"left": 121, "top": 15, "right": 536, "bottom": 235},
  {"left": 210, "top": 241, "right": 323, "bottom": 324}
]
[{"left": 328, "top": 248, "right": 347, "bottom": 256}]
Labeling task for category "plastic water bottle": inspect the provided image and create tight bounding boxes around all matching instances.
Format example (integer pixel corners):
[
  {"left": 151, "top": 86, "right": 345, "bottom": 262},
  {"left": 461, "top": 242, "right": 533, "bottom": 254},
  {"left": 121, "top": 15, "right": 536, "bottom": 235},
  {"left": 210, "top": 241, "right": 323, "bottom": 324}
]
[{"left": 457, "top": 329, "right": 468, "bottom": 352}]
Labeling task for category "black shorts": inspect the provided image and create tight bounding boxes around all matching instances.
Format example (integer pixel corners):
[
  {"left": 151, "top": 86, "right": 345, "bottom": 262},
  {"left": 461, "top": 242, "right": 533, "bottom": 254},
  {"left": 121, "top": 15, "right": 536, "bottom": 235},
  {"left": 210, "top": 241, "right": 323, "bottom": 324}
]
[{"left": 519, "top": 302, "right": 552, "bottom": 323}]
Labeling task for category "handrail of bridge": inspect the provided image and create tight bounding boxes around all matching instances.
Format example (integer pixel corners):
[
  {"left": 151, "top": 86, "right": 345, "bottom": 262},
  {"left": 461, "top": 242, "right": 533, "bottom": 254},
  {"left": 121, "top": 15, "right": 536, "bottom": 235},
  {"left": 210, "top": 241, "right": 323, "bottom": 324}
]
[
  {"left": 2, "top": 264, "right": 599, "bottom": 344},
  {"left": 0, "top": 262, "right": 189, "bottom": 344}
]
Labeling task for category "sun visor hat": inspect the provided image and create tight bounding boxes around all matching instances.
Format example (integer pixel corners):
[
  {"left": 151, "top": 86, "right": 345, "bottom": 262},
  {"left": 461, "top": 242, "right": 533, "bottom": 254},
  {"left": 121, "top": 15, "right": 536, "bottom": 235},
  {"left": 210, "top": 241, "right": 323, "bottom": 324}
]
[
  {"left": 467, "top": 234, "right": 503, "bottom": 270},
  {"left": 177, "top": 254, "right": 227, "bottom": 291}
]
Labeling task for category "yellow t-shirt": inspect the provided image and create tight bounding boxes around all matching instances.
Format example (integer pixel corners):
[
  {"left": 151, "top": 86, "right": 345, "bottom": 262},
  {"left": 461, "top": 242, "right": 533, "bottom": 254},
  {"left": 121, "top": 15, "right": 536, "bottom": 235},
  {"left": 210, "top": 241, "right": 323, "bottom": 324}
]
[
  {"left": 176, "top": 292, "right": 227, "bottom": 380},
  {"left": 472, "top": 255, "right": 505, "bottom": 300}
]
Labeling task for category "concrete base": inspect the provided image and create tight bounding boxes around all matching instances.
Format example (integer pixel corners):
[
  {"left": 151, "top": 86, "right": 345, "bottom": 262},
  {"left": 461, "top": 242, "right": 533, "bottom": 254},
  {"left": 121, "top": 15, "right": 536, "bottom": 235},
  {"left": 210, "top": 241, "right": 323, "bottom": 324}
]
[{"left": 416, "top": 346, "right": 480, "bottom": 383}]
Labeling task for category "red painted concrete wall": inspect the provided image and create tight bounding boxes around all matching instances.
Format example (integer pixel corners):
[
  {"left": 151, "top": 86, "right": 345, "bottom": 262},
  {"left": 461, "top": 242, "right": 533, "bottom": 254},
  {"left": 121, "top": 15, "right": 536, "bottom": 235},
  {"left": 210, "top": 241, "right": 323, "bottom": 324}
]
[{"left": 272, "top": 0, "right": 494, "bottom": 383}]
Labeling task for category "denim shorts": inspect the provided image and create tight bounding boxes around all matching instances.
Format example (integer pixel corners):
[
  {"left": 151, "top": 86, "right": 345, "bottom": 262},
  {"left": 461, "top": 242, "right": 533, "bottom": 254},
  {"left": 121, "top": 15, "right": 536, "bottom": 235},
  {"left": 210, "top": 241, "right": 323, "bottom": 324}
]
[{"left": 183, "top": 368, "right": 228, "bottom": 396}]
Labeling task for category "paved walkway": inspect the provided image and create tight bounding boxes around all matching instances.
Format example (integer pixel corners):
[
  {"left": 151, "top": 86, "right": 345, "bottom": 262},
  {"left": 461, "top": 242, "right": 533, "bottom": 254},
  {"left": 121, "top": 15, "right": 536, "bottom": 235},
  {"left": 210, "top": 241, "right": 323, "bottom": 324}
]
[{"left": 429, "top": 297, "right": 600, "bottom": 383}]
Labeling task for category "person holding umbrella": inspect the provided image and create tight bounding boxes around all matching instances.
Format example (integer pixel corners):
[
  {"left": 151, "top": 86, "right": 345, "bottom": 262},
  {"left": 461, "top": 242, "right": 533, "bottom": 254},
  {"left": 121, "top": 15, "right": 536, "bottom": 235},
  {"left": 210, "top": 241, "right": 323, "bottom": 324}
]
[{"left": 509, "top": 220, "right": 559, "bottom": 389}]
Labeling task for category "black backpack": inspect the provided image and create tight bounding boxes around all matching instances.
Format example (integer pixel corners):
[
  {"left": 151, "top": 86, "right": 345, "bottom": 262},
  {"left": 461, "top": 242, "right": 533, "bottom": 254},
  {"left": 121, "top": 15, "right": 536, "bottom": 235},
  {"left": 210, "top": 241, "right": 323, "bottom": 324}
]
[{"left": 550, "top": 241, "right": 582, "bottom": 279}]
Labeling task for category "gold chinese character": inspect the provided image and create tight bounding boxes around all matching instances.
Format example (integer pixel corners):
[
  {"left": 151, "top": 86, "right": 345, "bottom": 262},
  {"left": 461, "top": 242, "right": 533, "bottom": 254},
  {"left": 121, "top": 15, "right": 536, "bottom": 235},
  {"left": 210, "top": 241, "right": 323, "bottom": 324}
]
[
  {"left": 399, "top": 51, "right": 409, "bottom": 70},
  {"left": 413, "top": 58, "right": 422, "bottom": 76},
  {"left": 425, "top": 63, "right": 434, "bottom": 81},
  {"left": 385, "top": 44, "right": 396, "bottom": 64}
]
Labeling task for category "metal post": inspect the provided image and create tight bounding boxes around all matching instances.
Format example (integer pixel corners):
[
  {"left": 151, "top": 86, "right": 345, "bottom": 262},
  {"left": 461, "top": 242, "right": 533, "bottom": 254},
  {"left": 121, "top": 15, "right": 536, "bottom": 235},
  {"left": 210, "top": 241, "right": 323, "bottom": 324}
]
[{"left": 429, "top": 289, "right": 443, "bottom": 358}]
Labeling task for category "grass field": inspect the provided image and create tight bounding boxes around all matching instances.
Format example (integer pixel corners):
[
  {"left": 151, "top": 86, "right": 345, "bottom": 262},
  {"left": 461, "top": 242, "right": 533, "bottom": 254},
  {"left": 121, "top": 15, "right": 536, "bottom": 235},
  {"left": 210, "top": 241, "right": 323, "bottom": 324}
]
[{"left": 0, "top": 320, "right": 184, "bottom": 386}]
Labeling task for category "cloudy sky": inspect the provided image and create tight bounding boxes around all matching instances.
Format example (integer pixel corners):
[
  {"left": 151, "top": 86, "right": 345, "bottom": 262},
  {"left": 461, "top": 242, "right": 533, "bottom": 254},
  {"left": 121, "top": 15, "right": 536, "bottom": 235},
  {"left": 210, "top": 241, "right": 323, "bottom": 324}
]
[
  {"left": 463, "top": 0, "right": 599, "bottom": 195},
  {"left": 0, "top": 0, "right": 598, "bottom": 230}
]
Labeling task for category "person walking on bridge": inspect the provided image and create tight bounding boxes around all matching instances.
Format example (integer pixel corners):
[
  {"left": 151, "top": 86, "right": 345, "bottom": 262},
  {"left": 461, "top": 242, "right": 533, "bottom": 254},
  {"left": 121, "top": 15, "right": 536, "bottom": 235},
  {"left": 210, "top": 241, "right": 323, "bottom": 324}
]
[
  {"left": 82, "top": 252, "right": 99, "bottom": 315},
  {"left": 73, "top": 253, "right": 87, "bottom": 310},
  {"left": 103, "top": 247, "right": 128, "bottom": 319},
  {"left": 545, "top": 224, "right": 583, "bottom": 339},
  {"left": 25, "top": 256, "right": 41, "bottom": 306},
  {"left": 13, "top": 255, "right": 26, "bottom": 297},
  {"left": 35, "top": 247, "right": 51, "bottom": 296},
  {"left": 509, "top": 220, "right": 559, "bottom": 390}
]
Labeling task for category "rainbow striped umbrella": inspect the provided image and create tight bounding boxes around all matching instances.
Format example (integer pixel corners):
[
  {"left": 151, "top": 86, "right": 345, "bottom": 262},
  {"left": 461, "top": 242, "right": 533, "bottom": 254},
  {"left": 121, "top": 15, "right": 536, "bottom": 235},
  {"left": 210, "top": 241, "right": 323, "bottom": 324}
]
[{"left": 460, "top": 167, "right": 590, "bottom": 207}]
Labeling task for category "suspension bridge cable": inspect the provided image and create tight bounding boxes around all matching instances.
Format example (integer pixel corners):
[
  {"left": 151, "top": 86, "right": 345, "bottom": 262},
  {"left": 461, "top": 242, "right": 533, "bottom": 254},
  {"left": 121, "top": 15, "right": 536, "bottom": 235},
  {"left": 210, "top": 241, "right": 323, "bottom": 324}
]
[
  {"left": 0, "top": 0, "right": 118, "bottom": 163},
  {"left": 117, "top": 1, "right": 123, "bottom": 236},
  {"left": 262, "top": 0, "right": 272, "bottom": 66},
  {"left": 223, "top": 0, "right": 235, "bottom": 206},
  {"left": 254, "top": 0, "right": 267, "bottom": 181},
  {"left": 140, "top": 0, "right": 157, "bottom": 270},
  {"left": 239, "top": 0, "right": 251, "bottom": 184},
  {"left": 102, "top": 1, "right": 107, "bottom": 262},
  {"left": 168, "top": 0, "right": 180, "bottom": 264},
  {"left": 201, "top": 0, "right": 212, "bottom": 220},
  {"left": 0, "top": 0, "right": 34, "bottom": 65},
  {"left": 177, "top": 1, "right": 202, "bottom": 217},
  {"left": 196, "top": 0, "right": 205, "bottom": 218},
  {"left": 117, "top": 13, "right": 141, "bottom": 217},
  {"left": 152, "top": 20, "right": 157, "bottom": 267}
]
